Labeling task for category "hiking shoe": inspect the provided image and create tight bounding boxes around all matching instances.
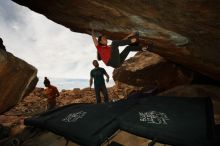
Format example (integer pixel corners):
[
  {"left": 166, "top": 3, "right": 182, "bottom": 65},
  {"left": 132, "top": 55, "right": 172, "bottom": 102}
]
[
  {"left": 142, "top": 41, "right": 154, "bottom": 51},
  {"left": 148, "top": 41, "right": 154, "bottom": 46},
  {"left": 147, "top": 41, "right": 154, "bottom": 51},
  {"left": 134, "top": 31, "right": 139, "bottom": 37},
  {"left": 129, "top": 32, "right": 140, "bottom": 46},
  {"left": 142, "top": 46, "right": 148, "bottom": 51}
]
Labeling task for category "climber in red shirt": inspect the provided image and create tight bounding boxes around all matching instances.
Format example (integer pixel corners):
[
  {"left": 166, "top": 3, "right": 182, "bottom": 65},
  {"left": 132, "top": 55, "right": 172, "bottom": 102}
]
[{"left": 92, "top": 30, "right": 150, "bottom": 68}]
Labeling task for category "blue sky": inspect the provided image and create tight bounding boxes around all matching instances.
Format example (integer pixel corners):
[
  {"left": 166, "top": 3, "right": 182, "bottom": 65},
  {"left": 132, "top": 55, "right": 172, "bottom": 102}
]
[{"left": 0, "top": 1, "right": 135, "bottom": 81}]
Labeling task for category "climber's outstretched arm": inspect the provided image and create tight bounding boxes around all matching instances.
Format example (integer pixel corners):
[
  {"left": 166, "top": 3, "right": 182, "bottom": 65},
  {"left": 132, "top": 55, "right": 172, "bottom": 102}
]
[{"left": 92, "top": 29, "right": 98, "bottom": 46}]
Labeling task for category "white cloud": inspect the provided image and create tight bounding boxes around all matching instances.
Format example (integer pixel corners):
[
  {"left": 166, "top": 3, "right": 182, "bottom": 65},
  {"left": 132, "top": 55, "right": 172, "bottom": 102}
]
[{"left": 0, "top": 1, "right": 135, "bottom": 82}]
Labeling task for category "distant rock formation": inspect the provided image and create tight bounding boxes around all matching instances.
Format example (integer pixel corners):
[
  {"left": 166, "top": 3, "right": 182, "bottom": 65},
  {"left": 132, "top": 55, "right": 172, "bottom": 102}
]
[
  {"left": 0, "top": 38, "right": 6, "bottom": 51},
  {"left": 0, "top": 47, "right": 38, "bottom": 113},
  {"left": 12, "top": 0, "right": 220, "bottom": 81}
]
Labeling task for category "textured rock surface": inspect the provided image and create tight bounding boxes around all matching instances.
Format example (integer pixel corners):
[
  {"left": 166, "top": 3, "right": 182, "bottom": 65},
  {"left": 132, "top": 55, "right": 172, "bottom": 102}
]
[
  {"left": 113, "top": 81, "right": 144, "bottom": 98},
  {"left": 113, "top": 52, "right": 193, "bottom": 92},
  {"left": 158, "top": 85, "right": 220, "bottom": 124},
  {"left": 0, "top": 50, "right": 38, "bottom": 114},
  {"left": 12, "top": 0, "right": 220, "bottom": 80}
]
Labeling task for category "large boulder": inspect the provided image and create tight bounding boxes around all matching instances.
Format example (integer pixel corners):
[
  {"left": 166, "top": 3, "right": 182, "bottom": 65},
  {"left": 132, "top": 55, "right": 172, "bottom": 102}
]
[
  {"left": 0, "top": 50, "right": 38, "bottom": 114},
  {"left": 113, "top": 52, "right": 193, "bottom": 92},
  {"left": 12, "top": 0, "right": 220, "bottom": 81}
]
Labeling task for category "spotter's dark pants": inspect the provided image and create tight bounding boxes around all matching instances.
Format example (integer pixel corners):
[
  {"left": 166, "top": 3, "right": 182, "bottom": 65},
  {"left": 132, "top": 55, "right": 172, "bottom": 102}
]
[{"left": 95, "top": 85, "right": 109, "bottom": 103}]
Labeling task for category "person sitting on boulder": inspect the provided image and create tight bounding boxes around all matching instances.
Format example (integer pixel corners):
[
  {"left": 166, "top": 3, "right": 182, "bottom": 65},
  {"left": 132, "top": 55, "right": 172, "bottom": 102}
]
[
  {"left": 91, "top": 30, "right": 151, "bottom": 68},
  {"left": 0, "top": 38, "right": 6, "bottom": 51},
  {"left": 43, "top": 77, "right": 60, "bottom": 110}
]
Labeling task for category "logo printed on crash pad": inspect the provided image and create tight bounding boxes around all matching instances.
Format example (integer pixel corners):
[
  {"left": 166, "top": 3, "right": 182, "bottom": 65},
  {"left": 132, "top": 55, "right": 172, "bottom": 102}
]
[
  {"left": 139, "top": 111, "right": 169, "bottom": 125},
  {"left": 62, "top": 111, "right": 87, "bottom": 122}
]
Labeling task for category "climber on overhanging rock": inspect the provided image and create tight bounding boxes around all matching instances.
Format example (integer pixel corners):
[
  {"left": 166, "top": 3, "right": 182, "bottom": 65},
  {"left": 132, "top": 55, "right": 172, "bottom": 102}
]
[{"left": 91, "top": 30, "right": 152, "bottom": 68}]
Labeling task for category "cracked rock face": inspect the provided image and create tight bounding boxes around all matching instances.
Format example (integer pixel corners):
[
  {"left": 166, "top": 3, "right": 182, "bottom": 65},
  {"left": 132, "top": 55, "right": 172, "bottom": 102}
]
[{"left": 12, "top": 0, "right": 220, "bottom": 81}]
